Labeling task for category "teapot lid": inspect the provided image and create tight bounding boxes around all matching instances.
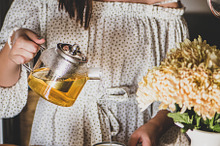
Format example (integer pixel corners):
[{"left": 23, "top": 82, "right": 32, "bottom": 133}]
[{"left": 57, "top": 43, "right": 87, "bottom": 64}]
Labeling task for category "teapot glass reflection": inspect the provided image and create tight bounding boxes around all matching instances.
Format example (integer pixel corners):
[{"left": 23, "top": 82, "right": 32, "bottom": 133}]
[{"left": 27, "top": 43, "right": 89, "bottom": 107}]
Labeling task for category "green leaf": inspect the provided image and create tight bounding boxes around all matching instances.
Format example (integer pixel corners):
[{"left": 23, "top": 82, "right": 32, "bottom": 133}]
[
  {"left": 213, "top": 124, "right": 220, "bottom": 132},
  {"left": 181, "top": 127, "right": 188, "bottom": 133},
  {"left": 215, "top": 113, "right": 220, "bottom": 120},
  {"left": 203, "top": 118, "right": 210, "bottom": 125},
  {"left": 181, "top": 124, "right": 194, "bottom": 133},
  {"left": 169, "top": 105, "right": 220, "bottom": 133},
  {"left": 195, "top": 115, "right": 201, "bottom": 129},
  {"left": 210, "top": 115, "right": 215, "bottom": 129},
  {"left": 214, "top": 113, "right": 220, "bottom": 123},
  {"left": 168, "top": 112, "right": 193, "bottom": 124}
]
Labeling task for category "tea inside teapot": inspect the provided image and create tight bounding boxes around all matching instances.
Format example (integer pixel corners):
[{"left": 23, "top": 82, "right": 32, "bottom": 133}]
[{"left": 28, "top": 68, "right": 88, "bottom": 107}]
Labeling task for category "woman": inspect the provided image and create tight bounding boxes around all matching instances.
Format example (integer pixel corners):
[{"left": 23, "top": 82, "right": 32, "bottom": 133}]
[{"left": 0, "top": 0, "right": 189, "bottom": 145}]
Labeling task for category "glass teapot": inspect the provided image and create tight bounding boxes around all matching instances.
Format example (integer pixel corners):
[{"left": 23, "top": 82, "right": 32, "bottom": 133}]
[{"left": 26, "top": 43, "right": 97, "bottom": 107}]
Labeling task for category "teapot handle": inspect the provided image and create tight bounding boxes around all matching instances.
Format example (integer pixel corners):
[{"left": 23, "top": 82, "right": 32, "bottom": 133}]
[
  {"left": 23, "top": 63, "right": 32, "bottom": 72},
  {"left": 22, "top": 44, "right": 46, "bottom": 72}
]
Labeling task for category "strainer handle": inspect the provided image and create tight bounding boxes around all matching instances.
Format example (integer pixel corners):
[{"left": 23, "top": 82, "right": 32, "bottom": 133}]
[{"left": 22, "top": 44, "right": 45, "bottom": 72}]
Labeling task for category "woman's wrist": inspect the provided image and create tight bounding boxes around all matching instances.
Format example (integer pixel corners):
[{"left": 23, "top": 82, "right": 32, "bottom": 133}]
[
  {"left": 149, "top": 110, "right": 174, "bottom": 136},
  {"left": 7, "top": 27, "right": 20, "bottom": 49},
  {"left": 0, "top": 42, "right": 21, "bottom": 87}
]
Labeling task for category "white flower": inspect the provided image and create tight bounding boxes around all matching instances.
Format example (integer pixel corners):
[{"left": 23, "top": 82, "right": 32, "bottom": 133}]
[{"left": 137, "top": 36, "right": 220, "bottom": 119}]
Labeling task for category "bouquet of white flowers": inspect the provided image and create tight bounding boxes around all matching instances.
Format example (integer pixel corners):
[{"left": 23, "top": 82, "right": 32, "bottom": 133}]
[{"left": 137, "top": 36, "right": 220, "bottom": 133}]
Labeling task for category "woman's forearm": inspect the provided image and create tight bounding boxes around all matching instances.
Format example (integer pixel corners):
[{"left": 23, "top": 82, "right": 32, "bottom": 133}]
[
  {"left": 148, "top": 110, "right": 174, "bottom": 137},
  {"left": 129, "top": 110, "right": 174, "bottom": 146},
  {"left": 0, "top": 43, "right": 21, "bottom": 87}
]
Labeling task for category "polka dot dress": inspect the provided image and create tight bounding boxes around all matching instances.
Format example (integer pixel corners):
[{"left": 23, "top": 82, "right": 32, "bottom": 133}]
[{"left": 0, "top": 0, "right": 190, "bottom": 145}]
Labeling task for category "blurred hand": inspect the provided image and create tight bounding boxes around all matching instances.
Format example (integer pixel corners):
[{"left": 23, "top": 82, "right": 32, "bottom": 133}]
[
  {"left": 129, "top": 110, "right": 174, "bottom": 146},
  {"left": 9, "top": 28, "right": 45, "bottom": 65},
  {"left": 128, "top": 121, "right": 160, "bottom": 146}
]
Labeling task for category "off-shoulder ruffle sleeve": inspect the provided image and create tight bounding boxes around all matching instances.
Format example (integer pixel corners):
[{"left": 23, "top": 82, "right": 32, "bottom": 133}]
[{"left": 0, "top": 0, "right": 41, "bottom": 118}]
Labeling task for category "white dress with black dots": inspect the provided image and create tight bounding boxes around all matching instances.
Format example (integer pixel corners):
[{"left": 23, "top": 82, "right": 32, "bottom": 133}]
[{"left": 0, "top": 0, "right": 190, "bottom": 145}]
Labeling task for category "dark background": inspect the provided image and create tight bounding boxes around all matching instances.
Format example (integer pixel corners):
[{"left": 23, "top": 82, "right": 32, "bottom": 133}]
[{"left": 0, "top": 0, "right": 220, "bottom": 145}]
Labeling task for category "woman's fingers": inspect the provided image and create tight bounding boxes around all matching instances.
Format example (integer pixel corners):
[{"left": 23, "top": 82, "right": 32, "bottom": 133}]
[
  {"left": 9, "top": 28, "right": 45, "bottom": 65},
  {"left": 24, "top": 29, "right": 45, "bottom": 45},
  {"left": 13, "top": 36, "right": 40, "bottom": 53},
  {"left": 9, "top": 47, "right": 36, "bottom": 64},
  {"left": 128, "top": 134, "right": 141, "bottom": 146}
]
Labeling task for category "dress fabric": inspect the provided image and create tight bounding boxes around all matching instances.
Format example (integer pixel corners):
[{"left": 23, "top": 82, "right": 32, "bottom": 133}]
[{"left": 0, "top": 0, "right": 190, "bottom": 145}]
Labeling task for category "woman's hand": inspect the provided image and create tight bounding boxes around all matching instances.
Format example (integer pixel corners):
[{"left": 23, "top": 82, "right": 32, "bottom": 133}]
[
  {"left": 0, "top": 28, "right": 45, "bottom": 87},
  {"left": 9, "top": 28, "right": 45, "bottom": 65},
  {"left": 128, "top": 121, "right": 160, "bottom": 146},
  {"left": 128, "top": 110, "right": 174, "bottom": 146}
]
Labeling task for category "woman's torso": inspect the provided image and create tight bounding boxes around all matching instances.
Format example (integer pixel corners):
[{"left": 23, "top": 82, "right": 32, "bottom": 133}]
[
  {"left": 44, "top": 0, "right": 186, "bottom": 88},
  {"left": 30, "top": 0, "right": 189, "bottom": 145}
]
